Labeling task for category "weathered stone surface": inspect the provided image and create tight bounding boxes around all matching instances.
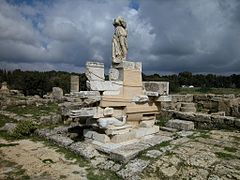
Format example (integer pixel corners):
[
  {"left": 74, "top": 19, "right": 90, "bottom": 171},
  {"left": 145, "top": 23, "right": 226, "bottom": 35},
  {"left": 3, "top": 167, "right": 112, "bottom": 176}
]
[
  {"left": 70, "top": 75, "right": 79, "bottom": 93},
  {"left": 86, "top": 80, "right": 123, "bottom": 91},
  {"left": 109, "top": 134, "right": 172, "bottom": 162},
  {"left": 109, "top": 68, "right": 119, "bottom": 81},
  {"left": 145, "top": 150, "right": 163, "bottom": 158},
  {"left": 0, "top": 81, "right": 10, "bottom": 94},
  {"left": 105, "top": 125, "right": 132, "bottom": 135},
  {"left": 139, "top": 120, "right": 155, "bottom": 128},
  {"left": 85, "top": 61, "right": 104, "bottom": 81},
  {"left": 143, "top": 81, "right": 169, "bottom": 95},
  {"left": 0, "top": 123, "right": 16, "bottom": 133},
  {"left": 112, "top": 16, "right": 128, "bottom": 63},
  {"left": 70, "top": 108, "right": 96, "bottom": 118},
  {"left": 71, "top": 91, "right": 100, "bottom": 98},
  {"left": 98, "top": 117, "right": 126, "bottom": 128},
  {"left": 160, "top": 126, "right": 178, "bottom": 132},
  {"left": 166, "top": 119, "right": 194, "bottom": 131},
  {"left": 134, "top": 126, "right": 159, "bottom": 138},
  {"left": 114, "top": 61, "right": 142, "bottom": 71},
  {"left": 103, "top": 107, "right": 114, "bottom": 116},
  {"left": 69, "top": 142, "right": 99, "bottom": 159},
  {"left": 131, "top": 95, "right": 149, "bottom": 103},
  {"left": 117, "top": 159, "right": 150, "bottom": 179},
  {"left": 111, "top": 131, "right": 136, "bottom": 143},
  {"left": 83, "top": 129, "right": 111, "bottom": 143},
  {"left": 48, "top": 134, "right": 74, "bottom": 147},
  {"left": 145, "top": 91, "right": 159, "bottom": 97},
  {"left": 52, "top": 87, "right": 63, "bottom": 101}
]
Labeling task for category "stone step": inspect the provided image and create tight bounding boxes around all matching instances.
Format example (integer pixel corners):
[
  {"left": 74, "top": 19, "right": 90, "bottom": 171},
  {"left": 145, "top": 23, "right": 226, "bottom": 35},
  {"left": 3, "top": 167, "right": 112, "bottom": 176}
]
[
  {"left": 181, "top": 103, "right": 195, "bottom": 108},
  {"left": 180, "top": 107, "right": 196, "bottom": 113},
  {"left": 166, "top": 119, "right": 194, "bottom": 131}
]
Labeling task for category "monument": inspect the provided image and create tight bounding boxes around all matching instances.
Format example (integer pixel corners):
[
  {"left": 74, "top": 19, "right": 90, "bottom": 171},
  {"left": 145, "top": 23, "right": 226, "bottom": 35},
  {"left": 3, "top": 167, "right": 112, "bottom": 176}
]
[{"left": 70, "top": 17, "right": 170, "bottom": 145}]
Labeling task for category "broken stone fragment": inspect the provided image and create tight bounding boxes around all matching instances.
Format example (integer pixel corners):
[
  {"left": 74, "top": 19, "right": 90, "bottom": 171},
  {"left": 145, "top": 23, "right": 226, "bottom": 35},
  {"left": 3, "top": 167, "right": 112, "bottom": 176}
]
[
  {"left": 98, "top": 117, "right": 126, "bottom": 128},
  {"left": 131, "top": 95, "right": 149, "bottom": 103}
]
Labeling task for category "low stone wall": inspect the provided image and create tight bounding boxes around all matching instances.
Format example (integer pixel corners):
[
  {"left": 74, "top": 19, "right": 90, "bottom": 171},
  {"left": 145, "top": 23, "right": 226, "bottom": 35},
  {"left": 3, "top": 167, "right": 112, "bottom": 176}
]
[
  {"left": 161, "top": 94, "right": 240, "bottom": 118},
  {"left": 161, "top": 109, "right": 240, "bottom": 130}
]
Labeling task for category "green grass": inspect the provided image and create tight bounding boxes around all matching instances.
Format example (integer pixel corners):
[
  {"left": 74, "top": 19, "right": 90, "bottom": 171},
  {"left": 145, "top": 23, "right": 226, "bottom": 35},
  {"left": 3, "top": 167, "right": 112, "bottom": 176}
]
[
  {"left": 215, "top": 151, "right": 239, "bottom": 160},
  {"left": 156, "top": 116, "right": 170, "bottom": 127},
  {"left": 87, "top": 169, "right": 121, "bottom": 180},
  {"left": 6, "top": 102, "right": 59, "bottom": 118},
  {"left": 0, "top": 114, "right": 16, "bottom": 127},
  {"left": 178, "top": 87, "right": 240, "bottom": 95},
  {"left": 0, "top": 143, "right": 19, "bottom": 147},
  {"left": 224, "top": 146, "right": 237, "bottom": 153}
]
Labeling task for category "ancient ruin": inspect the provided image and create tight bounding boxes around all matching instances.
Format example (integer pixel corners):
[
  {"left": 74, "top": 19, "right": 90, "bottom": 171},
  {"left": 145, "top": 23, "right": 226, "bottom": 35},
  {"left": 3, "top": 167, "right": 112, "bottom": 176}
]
[{"left": 68, "top": 17, "right": 170, "bottom": 148}]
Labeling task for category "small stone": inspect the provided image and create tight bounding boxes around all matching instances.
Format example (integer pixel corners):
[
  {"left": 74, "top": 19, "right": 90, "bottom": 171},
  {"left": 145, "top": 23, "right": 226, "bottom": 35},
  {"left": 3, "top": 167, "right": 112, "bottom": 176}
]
[
  {"left": 145, "top": 150, "right": 163, "bottom": 158},
  {"left": 0, "top": 123, "right": 16, "bottom": 134},
  {"left": 161, "top": 165, "right": 177, "bottom": 177}
]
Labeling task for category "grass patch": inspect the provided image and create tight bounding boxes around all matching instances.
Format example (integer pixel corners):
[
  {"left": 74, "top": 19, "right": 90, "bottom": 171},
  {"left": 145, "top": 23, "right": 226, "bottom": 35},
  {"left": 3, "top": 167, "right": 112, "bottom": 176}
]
[
  {"left": 156, "top": 116, "right": 170, "bottom": 127},
  {"left": 0, "top": 114, "right": 16, "bottom": 127},
  {"left": 215, "top": 151, "right": 239, "bottom": 160},
  {"left": 87, "top": 169, "right": 121, "bottom": 180},
  {"left": 224, "top": 146, "right": 237, "bottom": 153},
  {"left": 0, "top": 143, "right": 19, "bottom": 147},
  {"left": 6, "top": 102, "right": 58, "bottom": 118},
  {"left": 12, "top": 120, "right": 37, "bottom": 138}
]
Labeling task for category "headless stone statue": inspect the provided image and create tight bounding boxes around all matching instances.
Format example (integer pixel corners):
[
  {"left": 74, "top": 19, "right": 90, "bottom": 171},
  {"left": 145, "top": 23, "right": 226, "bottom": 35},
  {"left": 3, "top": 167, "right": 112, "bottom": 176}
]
[{"left": 112, "top": 17, "right": 128, "bottom": 64}]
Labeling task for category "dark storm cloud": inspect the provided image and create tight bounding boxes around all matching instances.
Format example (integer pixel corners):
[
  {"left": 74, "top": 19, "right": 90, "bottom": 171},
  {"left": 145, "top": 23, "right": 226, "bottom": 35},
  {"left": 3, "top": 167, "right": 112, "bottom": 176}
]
[{"left": 0, "top": 0, "right": 239, "bottom": 74}]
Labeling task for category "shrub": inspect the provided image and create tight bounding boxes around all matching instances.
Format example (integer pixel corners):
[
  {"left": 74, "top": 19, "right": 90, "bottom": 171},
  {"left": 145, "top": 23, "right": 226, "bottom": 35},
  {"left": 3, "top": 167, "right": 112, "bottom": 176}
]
[{"left": 13, "top": 120, "right": 37, "bottom": 138}]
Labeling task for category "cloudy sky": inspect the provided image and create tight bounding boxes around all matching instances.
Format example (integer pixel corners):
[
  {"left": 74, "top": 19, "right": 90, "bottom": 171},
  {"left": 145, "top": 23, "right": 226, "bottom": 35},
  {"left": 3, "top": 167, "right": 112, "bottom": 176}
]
[{"left": 0, "top": 0, "right": 239, "bottom": 74}]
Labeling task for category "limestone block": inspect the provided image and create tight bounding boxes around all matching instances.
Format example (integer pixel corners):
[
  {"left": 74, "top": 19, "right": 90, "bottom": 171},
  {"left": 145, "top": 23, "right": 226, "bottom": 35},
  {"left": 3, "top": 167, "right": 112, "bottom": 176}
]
[
  {"left": 104, "top": 107, "right": 114, "bottom": 116},
  {"left": 139, "top": 120, "right": 155, "bottom": 128},
  {"left": 132, "top": 95, "right": 149, "bottom": 103},
  {"left": 83, "top": 129, "right": 110, "bottom": 143},
  {"left": 98, "top": 117, "right": 126, "bottom": 128},
  {"left": 85, "top": 61, "right": 104, "bottom": 81},
  {"left": 105, "top": 125, "right": 132, "bottom": 135},
  {"left": 70, "top": 107, "right": 103, "bottom": 118},
  {"left": 109, "top": 68, "right": 119, "bottom": 81},
  {"left": 87, "top": 81, "right": 123, "bottom": 91},
  {"left": 103, "top": 91, "right": 121, "bottom": 96},
  {"left": 143, "top": 81, "right": 169, "bottom": 95},
  {"left": 134, "top": 125, "right": 159, "bottom": 138},
  {"left": 71, "top": 91, "right": 100, "bottom": 98},
  {"left": 52, "top": 87, "right": 63, "bottom": 100},
  {"left": 114, "top": 61, "right": 142, "bottom": 71},
  {"left": 235, "top": 119, "right": 240, "bottom": 128},
  {"left": 111, "top": 131, "right": 136, "bottom": 143},
  {"left": 70, "top": 75, "right": 79, "bottom": 92},
  {"left": 166, "top": 119, "right": 194, "bottom": 130}
]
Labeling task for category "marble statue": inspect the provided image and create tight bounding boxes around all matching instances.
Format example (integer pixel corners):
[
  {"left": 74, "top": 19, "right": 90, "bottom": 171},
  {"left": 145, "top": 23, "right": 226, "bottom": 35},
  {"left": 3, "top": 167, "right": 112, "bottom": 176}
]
[{"left": 112, "top": 16, "right": 128, "bottom": 63}]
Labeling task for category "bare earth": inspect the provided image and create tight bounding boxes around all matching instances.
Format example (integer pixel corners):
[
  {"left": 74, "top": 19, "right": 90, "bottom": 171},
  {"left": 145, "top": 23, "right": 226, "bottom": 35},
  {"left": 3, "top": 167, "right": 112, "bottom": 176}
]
[{"left": 0, "top": 139, "right": 88, "bottom": 180}]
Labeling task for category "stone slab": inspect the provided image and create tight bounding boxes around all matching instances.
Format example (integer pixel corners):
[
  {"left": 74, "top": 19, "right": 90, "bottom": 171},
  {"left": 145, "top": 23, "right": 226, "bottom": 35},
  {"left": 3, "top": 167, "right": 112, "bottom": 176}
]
[
  {"left": 85, "top": 61, "right": 104, "bottom": 81},
  {"left": 134, "top": 125, "right": 160, "bottom": 138},
  {"left": 166, "top": 119, "right": 194, "bottom": 131},
  {"left": 145, "top": 91, "right": 159, "bottom": 97},
  {"left": 111, "top": 131, "right": 136, "bottom": 143},
  {"left": 71, "top": 91, "right": 100, "bottom": 98},
  {"left": 83, "top": 129, "right": 111, "bottom": 143},
  {"left": 156, "top": 95, "right": 172, "bottom": 102},
  {"left": 86, "top": 80, "right": 123, "bottom": 91},
  {"left": 143, "top": 81, "right": 169, "bottom": 95}
]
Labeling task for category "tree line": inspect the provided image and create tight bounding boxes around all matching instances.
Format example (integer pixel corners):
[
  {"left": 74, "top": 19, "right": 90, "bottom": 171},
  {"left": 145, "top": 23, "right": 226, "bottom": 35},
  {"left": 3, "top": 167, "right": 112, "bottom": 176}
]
[{"left": 0, "top": 69, "right": 240, "bottom": 96}]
